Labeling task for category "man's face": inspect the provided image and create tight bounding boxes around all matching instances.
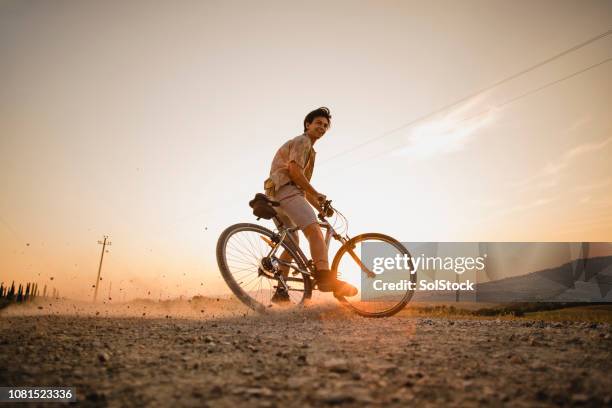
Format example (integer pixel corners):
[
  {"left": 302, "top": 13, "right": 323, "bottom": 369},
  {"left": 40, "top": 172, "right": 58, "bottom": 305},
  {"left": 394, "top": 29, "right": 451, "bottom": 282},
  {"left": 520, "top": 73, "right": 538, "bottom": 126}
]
[{"left": 305, "top": 116, "right": 330, "bottom": 139}]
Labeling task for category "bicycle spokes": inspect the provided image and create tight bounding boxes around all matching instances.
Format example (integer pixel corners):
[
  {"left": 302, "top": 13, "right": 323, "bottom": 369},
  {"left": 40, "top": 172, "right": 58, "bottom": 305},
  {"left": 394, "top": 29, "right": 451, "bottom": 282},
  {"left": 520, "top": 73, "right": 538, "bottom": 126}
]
[
  {"left": 220, "top": 225, "right": 311, "bottom": 309},
  {"left": 333, "top": 234, "right": 414, "bottom": 317}
]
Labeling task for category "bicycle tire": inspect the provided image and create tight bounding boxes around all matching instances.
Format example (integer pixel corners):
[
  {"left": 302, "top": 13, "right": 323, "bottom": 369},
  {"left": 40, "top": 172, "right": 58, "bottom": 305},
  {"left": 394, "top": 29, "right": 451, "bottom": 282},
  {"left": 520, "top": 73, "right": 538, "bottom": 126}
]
[
  {"left": 331, "top": 233, "right": 415, "bottom": 318},
  {"left": 216, "top": 223, "right": 313, "bottom": 313}
]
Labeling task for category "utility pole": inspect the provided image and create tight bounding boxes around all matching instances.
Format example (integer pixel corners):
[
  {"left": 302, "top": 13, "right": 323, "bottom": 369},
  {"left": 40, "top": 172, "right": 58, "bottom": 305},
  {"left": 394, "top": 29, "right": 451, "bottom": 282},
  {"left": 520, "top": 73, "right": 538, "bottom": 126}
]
[{"left": 93, "top": 236, "right": 112, "bottom": 302}]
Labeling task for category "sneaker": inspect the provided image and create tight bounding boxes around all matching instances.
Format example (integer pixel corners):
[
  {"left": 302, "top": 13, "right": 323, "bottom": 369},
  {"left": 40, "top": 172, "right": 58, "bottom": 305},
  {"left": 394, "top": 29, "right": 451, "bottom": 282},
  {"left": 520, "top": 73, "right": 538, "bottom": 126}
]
[
  {"left": 314, "top": 269, "right": 358, "bottom": 298},
  {"left": 271, "top": 287, "right": 291, "bottom": 304}
]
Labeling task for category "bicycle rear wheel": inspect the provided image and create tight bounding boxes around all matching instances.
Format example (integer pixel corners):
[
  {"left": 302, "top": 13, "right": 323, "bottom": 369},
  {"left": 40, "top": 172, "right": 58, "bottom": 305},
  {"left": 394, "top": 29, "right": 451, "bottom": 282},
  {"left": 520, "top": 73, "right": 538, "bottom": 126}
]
[
  {"left": 331, "top": 233, "right": 415, "bottom": 317},
  {"left": 216, "top": 223, "right": 312, "bottom": 313}
]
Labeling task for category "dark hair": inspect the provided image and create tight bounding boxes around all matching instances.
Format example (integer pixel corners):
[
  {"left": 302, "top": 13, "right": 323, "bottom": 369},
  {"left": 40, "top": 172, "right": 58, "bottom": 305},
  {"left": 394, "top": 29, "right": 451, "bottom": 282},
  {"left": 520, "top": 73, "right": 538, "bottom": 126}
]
[{"left": 303, "top": 107, "right": 332, "bottom": 132}]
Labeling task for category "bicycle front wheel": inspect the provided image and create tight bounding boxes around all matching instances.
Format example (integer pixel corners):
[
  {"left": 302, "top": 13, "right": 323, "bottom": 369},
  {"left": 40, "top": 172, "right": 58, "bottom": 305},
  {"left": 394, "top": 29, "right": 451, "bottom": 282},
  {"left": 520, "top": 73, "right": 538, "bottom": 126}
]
[
  {"left": 216, "top": 223, "right": 313, "bottom": 313},
  {"left": 331, "top": 233, "right": 415, "bottom": 317}
]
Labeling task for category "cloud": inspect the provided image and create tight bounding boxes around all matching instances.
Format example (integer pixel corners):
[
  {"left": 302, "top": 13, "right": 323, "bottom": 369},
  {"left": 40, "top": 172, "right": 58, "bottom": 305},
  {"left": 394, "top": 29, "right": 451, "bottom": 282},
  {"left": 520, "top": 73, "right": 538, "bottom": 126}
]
[
  {"left": 565, "top": 116, "right": 592, "bottom": 134},
  {"left": 573, "top": 178, "right": 611, "bottom": 192},
  {"left": 481, "top": 195, "right": 557, "bottom": 225},
  {"left": 497, "top": 197, "right": 556, "bottom": 217},
  {"left": 563, "top": 136, "right": 612, "bottom": 160},
  {"left": 393, "top": 97, "right": 498, "bottom": 160},
  {"left": 514, "top": 135, "right": 612, "bottom": 190}
]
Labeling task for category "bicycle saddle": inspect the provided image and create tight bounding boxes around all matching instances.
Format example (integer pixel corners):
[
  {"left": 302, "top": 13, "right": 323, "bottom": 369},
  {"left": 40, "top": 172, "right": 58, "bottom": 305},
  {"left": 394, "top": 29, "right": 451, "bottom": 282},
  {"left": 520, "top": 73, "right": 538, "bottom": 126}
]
[{"left": 249, "top": 193, "right": 279, "bottom": 220}]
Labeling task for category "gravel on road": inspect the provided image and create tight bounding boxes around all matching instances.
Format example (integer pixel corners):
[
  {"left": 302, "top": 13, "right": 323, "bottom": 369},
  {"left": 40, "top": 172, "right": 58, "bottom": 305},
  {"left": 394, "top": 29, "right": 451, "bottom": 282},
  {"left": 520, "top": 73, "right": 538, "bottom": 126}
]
[{"left": 1, "top": 306, "right": 611, "bottom": 407}]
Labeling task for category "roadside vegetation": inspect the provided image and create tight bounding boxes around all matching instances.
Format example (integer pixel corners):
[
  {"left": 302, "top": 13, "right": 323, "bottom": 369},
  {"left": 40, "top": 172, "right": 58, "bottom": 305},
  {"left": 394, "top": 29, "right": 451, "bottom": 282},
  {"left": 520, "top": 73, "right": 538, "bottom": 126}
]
[{"left": 400, "top": 302, "right": 612, "bottom": 323}]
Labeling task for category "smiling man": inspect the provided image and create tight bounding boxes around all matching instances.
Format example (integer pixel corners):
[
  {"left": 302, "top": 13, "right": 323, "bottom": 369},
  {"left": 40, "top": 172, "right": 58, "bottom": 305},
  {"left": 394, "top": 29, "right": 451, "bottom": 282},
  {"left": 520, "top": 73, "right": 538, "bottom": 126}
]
[{"left": 264, "top": 107, "right": 358, "bottom": 302}]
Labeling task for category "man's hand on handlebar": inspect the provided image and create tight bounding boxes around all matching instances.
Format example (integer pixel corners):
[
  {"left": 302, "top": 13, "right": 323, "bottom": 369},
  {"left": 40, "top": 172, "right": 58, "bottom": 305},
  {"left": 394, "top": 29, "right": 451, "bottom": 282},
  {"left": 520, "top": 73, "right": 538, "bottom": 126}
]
[
  {"left": 307, "top": 192, "right": 334, "bottom": 218},
  {"left": 316, "top": 194, "right": 333, "bottom": 216},
  {"left": 319, "top": 199, "right": 334, "bottom": 218}
]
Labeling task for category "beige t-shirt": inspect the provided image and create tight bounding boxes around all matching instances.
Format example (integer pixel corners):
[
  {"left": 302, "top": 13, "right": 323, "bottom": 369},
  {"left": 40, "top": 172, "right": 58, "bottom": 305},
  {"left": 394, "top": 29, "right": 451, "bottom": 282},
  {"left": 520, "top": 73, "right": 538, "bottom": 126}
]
[{"left": 265, "top": 133, "right": 316, "bottom": 195}]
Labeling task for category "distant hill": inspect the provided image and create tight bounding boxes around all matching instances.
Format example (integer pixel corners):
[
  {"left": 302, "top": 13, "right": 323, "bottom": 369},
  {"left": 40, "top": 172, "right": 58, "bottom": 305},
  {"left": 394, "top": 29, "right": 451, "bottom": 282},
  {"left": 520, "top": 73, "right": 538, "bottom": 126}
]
[
  {"left": 411, "top": 256, "right": 612, "bottom": 303},
  {"left": 475, "top": 256, "right": 612, "bottom": 302}
]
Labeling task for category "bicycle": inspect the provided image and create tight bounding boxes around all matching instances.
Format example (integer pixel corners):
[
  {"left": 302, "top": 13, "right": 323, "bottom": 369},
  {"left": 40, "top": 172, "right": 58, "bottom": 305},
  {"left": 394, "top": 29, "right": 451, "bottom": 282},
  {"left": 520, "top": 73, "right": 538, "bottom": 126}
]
[{"left": 216, "top": 194, "right": 416, "bottom": 317}]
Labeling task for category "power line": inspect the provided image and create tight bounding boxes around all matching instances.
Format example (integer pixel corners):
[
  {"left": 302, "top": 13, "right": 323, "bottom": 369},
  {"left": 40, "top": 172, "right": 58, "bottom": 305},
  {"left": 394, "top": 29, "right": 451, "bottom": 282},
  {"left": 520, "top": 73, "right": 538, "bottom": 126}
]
[
  {"left": 328, "top": 57, "right": 612, "bottom": 172},
  {"left": 320, "top": 29, "right": 612, "bottom": 165},
  {"left": 171, "top": 30, "right": 612, "bottom": 225}
]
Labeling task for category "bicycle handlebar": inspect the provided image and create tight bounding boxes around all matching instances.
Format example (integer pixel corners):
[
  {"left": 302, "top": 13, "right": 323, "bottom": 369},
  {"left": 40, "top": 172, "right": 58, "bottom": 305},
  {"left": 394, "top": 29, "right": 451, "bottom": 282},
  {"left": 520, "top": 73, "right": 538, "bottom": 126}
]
[
  {"left": 318, "top": 200, "right": 335, "bottom": 219},
  {"left": 317, "top": 199, "right": 350, "bottom": 239}
]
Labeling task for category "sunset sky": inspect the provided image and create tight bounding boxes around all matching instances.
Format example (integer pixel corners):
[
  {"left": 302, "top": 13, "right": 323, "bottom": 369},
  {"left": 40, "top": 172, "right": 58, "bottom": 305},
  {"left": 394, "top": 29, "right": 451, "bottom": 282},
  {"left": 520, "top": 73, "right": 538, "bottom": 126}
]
[{"left": 1, "top": 0, "right": 611, "bottom": 300}]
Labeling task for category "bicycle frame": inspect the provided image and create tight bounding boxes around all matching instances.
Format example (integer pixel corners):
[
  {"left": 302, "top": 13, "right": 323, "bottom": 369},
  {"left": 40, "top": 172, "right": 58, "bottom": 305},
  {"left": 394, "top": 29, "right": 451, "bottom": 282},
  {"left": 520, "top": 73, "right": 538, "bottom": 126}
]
[
  {"left": 266, "top": 217, "right": 344, "bottom": 278},
  {"left": 263, "top": 212, "right": 377, "bottom": 290}
]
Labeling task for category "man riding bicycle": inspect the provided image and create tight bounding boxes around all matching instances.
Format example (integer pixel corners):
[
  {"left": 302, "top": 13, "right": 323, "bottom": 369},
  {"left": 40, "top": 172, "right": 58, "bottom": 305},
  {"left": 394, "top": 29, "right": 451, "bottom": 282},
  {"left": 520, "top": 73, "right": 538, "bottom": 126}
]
[{"left": 264, "top": 107, "right": 358, "bottom": 303}]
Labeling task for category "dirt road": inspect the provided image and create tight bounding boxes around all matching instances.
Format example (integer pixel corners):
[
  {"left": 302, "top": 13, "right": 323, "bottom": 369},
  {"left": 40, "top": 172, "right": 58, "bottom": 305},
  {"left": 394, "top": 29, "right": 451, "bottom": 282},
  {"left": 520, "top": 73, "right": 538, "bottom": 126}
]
[{"left": 1, "top": 305, "right": 611, "bottom": 407}]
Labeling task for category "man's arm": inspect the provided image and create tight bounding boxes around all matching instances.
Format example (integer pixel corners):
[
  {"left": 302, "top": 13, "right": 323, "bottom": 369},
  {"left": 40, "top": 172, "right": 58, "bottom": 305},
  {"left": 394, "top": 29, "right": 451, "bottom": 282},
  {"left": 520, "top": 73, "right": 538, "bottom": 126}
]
[
  {"left": 288, "top": 161, "right": 325, "bottom": 209},
  {"left": 305, "top": 192, "right": 322, "bottom": 209}
]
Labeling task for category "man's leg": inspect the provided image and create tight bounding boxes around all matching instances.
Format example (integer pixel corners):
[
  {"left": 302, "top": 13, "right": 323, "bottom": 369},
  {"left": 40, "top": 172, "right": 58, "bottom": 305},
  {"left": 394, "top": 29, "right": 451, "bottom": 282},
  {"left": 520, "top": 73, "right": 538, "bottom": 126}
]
[
  {"left": 302, "top": 223, "right": 357, "bottom": 297},
  {"left": 273, "top": 210, "right": 299, "bottom": 279},
  {"left": 275, "top": 185, "right": 356, "bottom": 297},
  {"left": 302, "top": 222, "right": 329, "bottom": 271},
  {"left": 278, "top": 231, "right": 299, "bottom": 278}
]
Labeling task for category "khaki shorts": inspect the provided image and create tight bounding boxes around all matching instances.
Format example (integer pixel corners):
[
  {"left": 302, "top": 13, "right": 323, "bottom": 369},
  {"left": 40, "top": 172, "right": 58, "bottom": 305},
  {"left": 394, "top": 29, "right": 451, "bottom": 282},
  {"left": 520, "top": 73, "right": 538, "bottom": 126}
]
[{"left": 270, "top": 184, "right": 318, "bottom": 230}]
